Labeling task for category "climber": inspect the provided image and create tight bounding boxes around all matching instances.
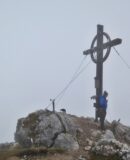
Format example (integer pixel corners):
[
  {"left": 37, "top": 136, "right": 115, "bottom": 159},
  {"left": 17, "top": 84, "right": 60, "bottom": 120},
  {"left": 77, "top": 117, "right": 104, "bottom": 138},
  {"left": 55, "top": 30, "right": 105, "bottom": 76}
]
[{"left": 91, "top": 91, "right": 108, "bottom": 130}]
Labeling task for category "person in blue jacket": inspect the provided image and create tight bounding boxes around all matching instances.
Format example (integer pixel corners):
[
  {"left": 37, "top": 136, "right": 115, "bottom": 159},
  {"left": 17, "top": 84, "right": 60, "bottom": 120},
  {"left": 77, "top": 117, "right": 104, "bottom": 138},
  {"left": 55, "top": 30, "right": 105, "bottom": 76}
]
[
  {"left": 99, "top": 91, "right": 108, "bottom": 130},
  {"left": 91, "top": 91, "right": 108, "bottom": 130}
]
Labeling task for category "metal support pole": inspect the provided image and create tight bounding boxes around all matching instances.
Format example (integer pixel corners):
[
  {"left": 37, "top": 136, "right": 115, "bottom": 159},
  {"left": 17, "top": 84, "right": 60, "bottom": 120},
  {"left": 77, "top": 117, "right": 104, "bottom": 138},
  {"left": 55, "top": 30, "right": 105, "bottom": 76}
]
[{"left": 50, "top": 99, "right": 55, "bottom": 112}]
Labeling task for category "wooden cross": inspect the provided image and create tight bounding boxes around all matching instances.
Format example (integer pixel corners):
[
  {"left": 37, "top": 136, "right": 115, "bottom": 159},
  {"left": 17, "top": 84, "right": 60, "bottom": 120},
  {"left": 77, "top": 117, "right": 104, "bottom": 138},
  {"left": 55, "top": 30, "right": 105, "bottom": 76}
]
[{"left": 83, "top": 25, "right": 122, "bottom": 120}]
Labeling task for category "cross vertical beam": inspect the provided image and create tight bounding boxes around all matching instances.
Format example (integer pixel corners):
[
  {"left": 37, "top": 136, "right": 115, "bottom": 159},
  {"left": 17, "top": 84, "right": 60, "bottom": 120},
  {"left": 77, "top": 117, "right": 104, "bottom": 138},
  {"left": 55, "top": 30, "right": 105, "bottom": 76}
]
[
  {"left": 95, "top": 25, "right": 104, "bottom": 120},
  {"left": 96, "top": 25, "right": 103, "bottom": 99}
]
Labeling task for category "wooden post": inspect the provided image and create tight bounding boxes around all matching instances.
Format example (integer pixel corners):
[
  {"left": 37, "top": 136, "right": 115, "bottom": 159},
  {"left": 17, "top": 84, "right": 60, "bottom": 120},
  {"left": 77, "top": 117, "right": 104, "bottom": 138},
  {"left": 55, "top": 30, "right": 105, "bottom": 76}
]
[
  {"left": 95, "top": 25, "right": 103, "bottom": 121},
  {"left": 96, "top": 25, "right": 103, "bottom": 97}
]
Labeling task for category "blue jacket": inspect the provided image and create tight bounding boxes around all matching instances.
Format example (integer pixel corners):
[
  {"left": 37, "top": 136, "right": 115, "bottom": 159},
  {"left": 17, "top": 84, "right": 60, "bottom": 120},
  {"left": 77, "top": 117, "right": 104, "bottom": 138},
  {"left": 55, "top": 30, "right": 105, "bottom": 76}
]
[{"left": 99, "top": 96, "right": 107, "bottom": 110}]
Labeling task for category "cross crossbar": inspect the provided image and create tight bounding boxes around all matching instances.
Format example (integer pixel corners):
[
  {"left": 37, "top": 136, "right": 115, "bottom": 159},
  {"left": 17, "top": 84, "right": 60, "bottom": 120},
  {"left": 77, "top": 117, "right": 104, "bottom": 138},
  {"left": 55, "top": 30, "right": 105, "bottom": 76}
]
[{"left": 83, "top": 38, "right": 122, "bottom": 56}]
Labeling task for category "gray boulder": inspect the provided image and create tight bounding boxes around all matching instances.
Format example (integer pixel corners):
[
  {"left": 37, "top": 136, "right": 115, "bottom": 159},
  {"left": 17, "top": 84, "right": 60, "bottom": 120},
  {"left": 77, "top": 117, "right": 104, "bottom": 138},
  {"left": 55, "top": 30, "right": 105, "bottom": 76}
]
[
  {"left": 15, "top": 110, "right": 79, "bottom": 150},
  {"left": 53, "top": 133, "right": 79, "bottom": 150},
  {"left": 97, "top": 130, "right": 115, "bottom": 145},
  {"left": 112, "top": 120, "right": 130, "bottom": 144},
  {"left": 92, "top": 129, "right": 130, "bottom": 159}
]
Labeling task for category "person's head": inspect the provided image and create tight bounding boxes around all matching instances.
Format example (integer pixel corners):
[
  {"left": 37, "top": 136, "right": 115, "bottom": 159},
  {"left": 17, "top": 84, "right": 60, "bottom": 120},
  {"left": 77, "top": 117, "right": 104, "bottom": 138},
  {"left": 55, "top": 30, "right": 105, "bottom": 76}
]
[{"left": 103, "top": 91, "right": 108, "bottom": 97}]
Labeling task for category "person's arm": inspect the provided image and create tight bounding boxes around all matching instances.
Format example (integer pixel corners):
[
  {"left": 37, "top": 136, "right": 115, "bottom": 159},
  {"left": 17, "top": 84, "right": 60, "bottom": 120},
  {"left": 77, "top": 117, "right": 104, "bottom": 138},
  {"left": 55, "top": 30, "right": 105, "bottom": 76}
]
[{"left": 91, "top": 95, "right": 97, "bottom": 100}]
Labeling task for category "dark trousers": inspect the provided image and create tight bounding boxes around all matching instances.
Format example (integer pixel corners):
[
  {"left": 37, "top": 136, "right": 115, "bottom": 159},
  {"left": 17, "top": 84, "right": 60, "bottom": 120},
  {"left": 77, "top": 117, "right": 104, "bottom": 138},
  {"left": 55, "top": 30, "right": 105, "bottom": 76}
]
[
  {"left": 96, "top": 108, "right": 106, "bottom": 130},
  {"left": 99, "top": 108, "right": 106, "bottom": 130}
]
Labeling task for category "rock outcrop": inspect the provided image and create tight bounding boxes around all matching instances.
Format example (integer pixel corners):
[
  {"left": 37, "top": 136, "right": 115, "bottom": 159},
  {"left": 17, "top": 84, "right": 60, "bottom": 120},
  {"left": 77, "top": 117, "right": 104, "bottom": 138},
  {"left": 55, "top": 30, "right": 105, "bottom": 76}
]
[
  {"left": 112, "top": 120, "right": 130, "bottom": 144},
  {"left": 92, "top": 130, "right": 130, "bottom": 159},
  {"left": 14, "top": 110, "right": 130, "bottom": 160},
  {"left": 15, "top": 110, "right": 79, "bottom": 150}
]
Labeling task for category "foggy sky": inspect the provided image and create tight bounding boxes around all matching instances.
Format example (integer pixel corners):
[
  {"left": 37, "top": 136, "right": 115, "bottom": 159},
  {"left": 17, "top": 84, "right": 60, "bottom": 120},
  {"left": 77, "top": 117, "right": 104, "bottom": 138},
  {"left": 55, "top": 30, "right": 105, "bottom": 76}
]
[{"left": 0, "top": 0, "right": 130, "bottom": 143}]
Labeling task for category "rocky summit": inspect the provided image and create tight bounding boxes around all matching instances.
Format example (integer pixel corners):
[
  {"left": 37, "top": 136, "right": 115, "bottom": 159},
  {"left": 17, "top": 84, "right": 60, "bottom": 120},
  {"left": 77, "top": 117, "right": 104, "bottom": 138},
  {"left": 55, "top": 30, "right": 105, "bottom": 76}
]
[{"left": 4, "top": 109, "right": 130, "bottom": 160}]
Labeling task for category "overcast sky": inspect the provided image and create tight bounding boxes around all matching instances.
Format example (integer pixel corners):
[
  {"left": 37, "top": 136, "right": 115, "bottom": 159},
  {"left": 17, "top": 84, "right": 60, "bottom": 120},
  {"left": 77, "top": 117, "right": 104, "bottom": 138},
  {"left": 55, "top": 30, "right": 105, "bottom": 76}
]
[{"left": 0, "top": 0, "right": 130, "bottom": 143}]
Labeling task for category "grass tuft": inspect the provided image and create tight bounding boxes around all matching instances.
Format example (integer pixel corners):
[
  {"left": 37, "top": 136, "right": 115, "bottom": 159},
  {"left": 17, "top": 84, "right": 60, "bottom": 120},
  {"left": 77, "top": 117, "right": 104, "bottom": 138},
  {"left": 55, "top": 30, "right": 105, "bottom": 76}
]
[
  {"left": 0, "top": 147, "right": 66, "bottom": 160},
  {"left": 90, "top": 153, "right": 122, "bottom": 160}
]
